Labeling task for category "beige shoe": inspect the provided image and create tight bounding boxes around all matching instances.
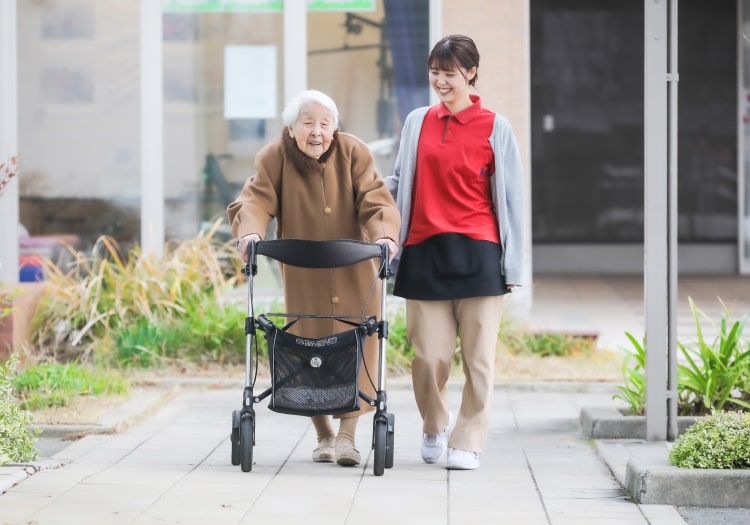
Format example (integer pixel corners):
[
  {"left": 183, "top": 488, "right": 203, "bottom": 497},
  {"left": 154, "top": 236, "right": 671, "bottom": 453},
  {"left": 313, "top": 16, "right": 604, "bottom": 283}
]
[
  {"left": 335, "top": 438, "right": 361, "bottom": 466},
  {"left": 312, "top": 437, "right": 335, "bottom": 463}
]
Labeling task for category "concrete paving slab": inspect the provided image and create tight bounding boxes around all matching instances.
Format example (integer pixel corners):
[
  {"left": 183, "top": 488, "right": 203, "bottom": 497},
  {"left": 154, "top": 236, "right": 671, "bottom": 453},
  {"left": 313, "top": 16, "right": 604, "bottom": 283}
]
[{"left": 1, "top": 382, "right": 691, "bottom": 524}]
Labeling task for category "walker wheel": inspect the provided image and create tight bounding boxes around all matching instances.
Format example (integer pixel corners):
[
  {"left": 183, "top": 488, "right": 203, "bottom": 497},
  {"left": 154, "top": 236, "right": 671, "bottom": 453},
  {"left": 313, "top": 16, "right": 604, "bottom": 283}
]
[
  {"left": 231, "top": 410, "right": 240, "bottom": 466},
  {"left": 385, "top": 413, "right": 395, "bottom": 469},
  {"left": 240, "top": 413, "right": 254, "bottom": 472},
  {"left": 373, "top": 418, "right": 387, "bottom": 476}
]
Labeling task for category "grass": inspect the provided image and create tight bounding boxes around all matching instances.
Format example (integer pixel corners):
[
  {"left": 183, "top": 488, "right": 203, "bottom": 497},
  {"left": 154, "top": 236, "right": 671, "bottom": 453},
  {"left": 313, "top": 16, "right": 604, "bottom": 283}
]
[{"left": 12, "top": 361, "right": 130, "bottom": 411}]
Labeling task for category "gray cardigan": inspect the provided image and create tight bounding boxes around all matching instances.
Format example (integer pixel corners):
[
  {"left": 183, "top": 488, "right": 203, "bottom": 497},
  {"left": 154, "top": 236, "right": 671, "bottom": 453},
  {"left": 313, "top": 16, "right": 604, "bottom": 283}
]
[{"left": 385, "top": 106, "right": 525, "bottom": 286}]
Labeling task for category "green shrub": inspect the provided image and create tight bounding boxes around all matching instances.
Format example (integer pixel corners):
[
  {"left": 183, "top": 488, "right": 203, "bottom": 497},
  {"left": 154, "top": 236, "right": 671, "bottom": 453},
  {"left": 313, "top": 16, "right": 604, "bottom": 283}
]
[
  {"left": 614, "top": 298, "right": 750, "bottom": 417},
  {"left": 612, "top": 332, "right": 646, "bottom": 416},
  {"left": 386, "top": 307, "right": 413, "bottom": 374},
  {"left": 0, "top": 354, "right": 39, "bottom": 464},
  {"left": 677, "top": 298, "right": 750, "bottom": 415},
  {"left": 669, "top": 411, "right": 750, "bottom": 469}
]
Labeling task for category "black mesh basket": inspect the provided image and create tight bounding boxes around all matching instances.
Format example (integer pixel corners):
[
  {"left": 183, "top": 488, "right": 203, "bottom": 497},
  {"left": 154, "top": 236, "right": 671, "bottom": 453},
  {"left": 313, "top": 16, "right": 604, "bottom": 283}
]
[{"left": 261, "top": 320, "right": 367, "bottom": 416}]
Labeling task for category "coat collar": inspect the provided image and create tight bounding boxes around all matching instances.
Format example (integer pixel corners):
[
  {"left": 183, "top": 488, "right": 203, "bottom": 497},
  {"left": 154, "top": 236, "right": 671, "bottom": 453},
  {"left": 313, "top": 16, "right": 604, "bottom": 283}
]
[{"left": 282, "top": 130, "right": 339, "bottom": 174}]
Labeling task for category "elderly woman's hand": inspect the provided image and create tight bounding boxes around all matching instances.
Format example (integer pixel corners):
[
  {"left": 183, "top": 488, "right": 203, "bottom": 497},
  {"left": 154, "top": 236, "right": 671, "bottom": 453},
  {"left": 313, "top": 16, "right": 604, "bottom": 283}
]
[
  {"left": 236, "top": 233, "right": 262, "bottom": 263},
  {"left": 375, "top": 238, "right": 398, "bottom": 263}
]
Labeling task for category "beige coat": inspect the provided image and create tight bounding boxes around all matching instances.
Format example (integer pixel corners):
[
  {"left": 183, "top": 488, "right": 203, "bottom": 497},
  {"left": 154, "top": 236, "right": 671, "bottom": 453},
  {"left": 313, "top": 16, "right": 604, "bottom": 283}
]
[{"left": 227, "top": 132, "right": 401, "bottom": 415}]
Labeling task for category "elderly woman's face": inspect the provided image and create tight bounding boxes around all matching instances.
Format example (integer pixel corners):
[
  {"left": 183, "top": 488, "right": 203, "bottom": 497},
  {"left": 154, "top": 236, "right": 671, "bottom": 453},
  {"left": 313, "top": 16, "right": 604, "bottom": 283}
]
[{"left": 287, "top": 102, "right": 335, "bottom": 159}]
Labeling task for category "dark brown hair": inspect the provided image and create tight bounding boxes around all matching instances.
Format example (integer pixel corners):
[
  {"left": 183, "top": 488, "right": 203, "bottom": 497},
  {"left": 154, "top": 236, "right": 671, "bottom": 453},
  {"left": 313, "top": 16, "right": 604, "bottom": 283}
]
[{"left": 427, "top": 34, "right": 480, "bottom": 86}]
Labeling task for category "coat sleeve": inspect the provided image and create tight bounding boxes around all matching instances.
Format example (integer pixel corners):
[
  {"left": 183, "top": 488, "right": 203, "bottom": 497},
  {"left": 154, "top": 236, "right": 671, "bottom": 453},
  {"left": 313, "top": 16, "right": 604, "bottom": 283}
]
[
  {"left": 226, "top": 142, "right": 282, "bottom": 240},
  {"left": 347, "top": 138, "right": 401, "bottom": 244}
]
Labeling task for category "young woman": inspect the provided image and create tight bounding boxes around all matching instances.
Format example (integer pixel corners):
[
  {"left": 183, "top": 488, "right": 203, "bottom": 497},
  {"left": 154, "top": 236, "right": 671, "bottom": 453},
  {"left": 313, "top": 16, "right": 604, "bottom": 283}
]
[
  {"left": 386, "top": 35, "right": 524, "bottom": 470},
  {"left": 229, "top": 90, "right": 399, "bottom": 467}
]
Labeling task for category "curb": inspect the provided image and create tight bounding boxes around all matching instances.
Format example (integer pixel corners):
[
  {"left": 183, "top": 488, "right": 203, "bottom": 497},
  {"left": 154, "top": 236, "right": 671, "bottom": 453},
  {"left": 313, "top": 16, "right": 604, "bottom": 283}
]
[
  {"left": 626, "top": 454, "right": 750, "bottom": 507},
  {"left": 1, "top": 385, "right": 177, "bottom": 495},
  {"left": 0, "top": 458, "right": 67, "bottom": 495},
  {"left": 581, "top": 405, "right": 699, "bottom": 439},
  {"left": 584, "top": 407, "right": 750, "bottom": 508},
  {"left": 33, "top": 385, "right": 178, "bottom": 440}
]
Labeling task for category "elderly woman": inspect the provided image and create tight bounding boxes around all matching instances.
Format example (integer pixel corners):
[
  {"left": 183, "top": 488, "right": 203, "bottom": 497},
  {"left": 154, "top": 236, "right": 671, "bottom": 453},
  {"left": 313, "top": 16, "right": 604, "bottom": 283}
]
[{"left": 227, "top": 90, "right": 400, "bottom": 467}]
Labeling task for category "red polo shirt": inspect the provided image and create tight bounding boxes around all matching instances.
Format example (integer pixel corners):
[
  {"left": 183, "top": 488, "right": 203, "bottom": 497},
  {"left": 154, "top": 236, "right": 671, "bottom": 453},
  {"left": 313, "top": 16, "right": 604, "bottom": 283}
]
[{"left": 404, "top": 95, "right": 499, "bottom": 247}]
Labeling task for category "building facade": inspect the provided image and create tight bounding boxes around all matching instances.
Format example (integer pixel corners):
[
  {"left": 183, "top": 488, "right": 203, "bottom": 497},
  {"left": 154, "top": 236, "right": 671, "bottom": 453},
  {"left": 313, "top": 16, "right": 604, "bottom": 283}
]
[{"left": 1, "top": 0, "right": 749, "bottom": 283}]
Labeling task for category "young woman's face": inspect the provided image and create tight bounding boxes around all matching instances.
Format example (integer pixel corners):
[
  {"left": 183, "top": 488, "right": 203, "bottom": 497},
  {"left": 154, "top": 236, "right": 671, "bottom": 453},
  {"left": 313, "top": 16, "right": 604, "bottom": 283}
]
[
  {"left": 288, "top": 101, "right": 335, "bottom": 159},
  {"left": 429, "top": 63, "right": 476, "bottom": 106}
]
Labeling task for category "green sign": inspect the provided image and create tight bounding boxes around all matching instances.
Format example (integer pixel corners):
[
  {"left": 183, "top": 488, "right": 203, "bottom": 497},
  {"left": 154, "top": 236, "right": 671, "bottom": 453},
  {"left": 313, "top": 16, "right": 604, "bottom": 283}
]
[
  {"left": 162, "top": 0, "right": 374, "bottom": 12},
  {"left": 308, "top": 0, "right": 375, "bottom": 11}
]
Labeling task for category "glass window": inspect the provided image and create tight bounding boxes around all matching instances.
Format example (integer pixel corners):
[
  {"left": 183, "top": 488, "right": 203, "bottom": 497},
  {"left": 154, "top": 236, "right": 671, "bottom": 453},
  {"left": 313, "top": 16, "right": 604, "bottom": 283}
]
[
  {"left": 19, "top": 0, "right": 141, "bottom": 259},
  {"left": 162, "top": 12, "right": 284, "bottom": 243},
  {"left": 307, "top": 0, "right": 430, "bottom": 180},
  {"left": 530, "top": 0, "right": 737, "bottom": 244}
]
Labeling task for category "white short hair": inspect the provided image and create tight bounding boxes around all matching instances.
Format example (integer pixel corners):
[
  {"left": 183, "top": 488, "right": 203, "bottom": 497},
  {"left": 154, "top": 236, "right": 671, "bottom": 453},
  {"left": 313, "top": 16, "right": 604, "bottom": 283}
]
[{"left": 281, "top": 90, "right": 339, "bottom": 129}]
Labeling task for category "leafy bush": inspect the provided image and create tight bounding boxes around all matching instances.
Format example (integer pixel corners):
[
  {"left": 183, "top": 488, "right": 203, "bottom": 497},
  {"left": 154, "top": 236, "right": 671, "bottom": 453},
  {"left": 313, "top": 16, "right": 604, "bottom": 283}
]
[
  {"left": 614, "top": 298, "right": 750, "bottom": 417},
  {"left": 612, "top": 332, "right": 646, "bottom": 415},
  {"left": 669, "top": 410, "right": 750, "bottom": 469},
  {"left": 0, "top": 354, "right": 39, "bottom": 464},
  {"left": 386, "top": 306, "right": 413, "bottom": 374},
  {"left": 11, "top": 362, "right": 129, "bottom": 410},
  {"left": 677, "top": 298, "right": 750, "bottom": 415}
]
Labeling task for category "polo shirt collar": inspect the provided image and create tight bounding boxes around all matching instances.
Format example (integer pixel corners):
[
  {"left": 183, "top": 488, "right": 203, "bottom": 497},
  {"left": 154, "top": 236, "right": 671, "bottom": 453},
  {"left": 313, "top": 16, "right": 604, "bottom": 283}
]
[{"left": 436, "top": 94, "right": 483, "bottom": 123}]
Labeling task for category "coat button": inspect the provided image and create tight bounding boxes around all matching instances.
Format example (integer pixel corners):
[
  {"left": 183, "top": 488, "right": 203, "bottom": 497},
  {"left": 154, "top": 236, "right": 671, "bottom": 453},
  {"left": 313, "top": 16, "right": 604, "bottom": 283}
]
[
  {"left": 331, "top": 296, "right": 339, "bottom": 304},
  {"left": 324, "top": 206, "right": 332, "bottom": 214}
]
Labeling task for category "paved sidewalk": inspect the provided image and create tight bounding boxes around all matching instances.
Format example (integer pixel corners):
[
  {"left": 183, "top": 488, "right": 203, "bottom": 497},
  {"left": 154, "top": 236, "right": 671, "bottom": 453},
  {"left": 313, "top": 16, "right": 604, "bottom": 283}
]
[{"left": 0, "top": 380, "right": 687, "bottom": 525}]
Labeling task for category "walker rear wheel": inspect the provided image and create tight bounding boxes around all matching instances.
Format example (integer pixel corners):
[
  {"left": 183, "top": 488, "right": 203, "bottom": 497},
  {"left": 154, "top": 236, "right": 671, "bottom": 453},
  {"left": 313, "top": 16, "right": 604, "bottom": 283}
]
[
  {"left": 385, "top": 413, "right": 395, "bottom": 469},
  {"left": 231, "top": 410, "right": 240, "bottom": 466}
]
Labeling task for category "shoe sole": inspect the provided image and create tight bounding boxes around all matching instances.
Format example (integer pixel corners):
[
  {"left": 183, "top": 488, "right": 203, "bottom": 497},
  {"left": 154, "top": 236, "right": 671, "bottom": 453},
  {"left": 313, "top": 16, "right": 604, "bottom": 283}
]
[
  {"left": 446, "top": 463, "right": 479, "bottom": 470},
  {"left": 336, "top": 456, "right": 360, "bottom": 466},
  {"left": 421, "top": 450, "right": 446, "bottom": 464},
  {"left": 312, "top": 451, "right": 335, "bottom": 463}
]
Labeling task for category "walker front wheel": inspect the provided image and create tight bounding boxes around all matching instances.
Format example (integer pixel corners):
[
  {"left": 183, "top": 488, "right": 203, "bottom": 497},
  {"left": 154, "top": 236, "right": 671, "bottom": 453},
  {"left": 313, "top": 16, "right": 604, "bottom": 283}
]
[
  {"left": 373, "top": 418, "right": 387, "bottom": 476},
  {"left": 240, "top": 413, "right": 254, "bottom": 472}
]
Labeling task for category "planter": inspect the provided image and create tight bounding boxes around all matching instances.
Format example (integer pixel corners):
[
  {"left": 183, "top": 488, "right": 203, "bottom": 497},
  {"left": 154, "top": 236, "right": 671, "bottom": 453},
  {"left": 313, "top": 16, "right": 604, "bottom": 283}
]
[
  {"left": 0, "top": 282, "right": 46, "bottom": 359},
  {"left": 580, "top": 405, "right": 699, "bottom": 439},
  {"left": 582, "top": 405, "right": 750, "bottom": 507}
]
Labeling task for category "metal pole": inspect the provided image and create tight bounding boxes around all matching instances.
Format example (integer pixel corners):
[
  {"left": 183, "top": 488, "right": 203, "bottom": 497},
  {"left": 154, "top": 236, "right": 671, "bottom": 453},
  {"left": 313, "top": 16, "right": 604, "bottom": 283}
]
[
  {"left": 284, "top": 0, "right": 307, "bottom": 107},
  {"left": 644, "top": 0, "right": 669, "bottom": 441},
  {"left": 667, "top": 0, "right": 679, "bottom": 442},
  {"left": 140, "top": 0, "right": 165, "bottom": 256},
  {"left": 0, "top": 0, "right": 19, "bottom": 284}
]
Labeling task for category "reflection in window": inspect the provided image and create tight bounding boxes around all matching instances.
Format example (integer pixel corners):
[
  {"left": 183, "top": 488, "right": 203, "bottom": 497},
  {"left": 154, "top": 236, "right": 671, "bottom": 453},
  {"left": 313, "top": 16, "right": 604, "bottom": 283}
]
[
  {"left": 229, "top": 120, "right": 267, "bottom": 141},
  {"left": 41, "top": 5, "right": 95, "bottom": 39},
  {"left": 164, "top": 67, "right": 198, "bottom": 103},
  {"left": 41, "top": 66, "right": 94, "bottom": 104},
  {"left": 163, "top": 13, "right": 200, "bottom": 41}
]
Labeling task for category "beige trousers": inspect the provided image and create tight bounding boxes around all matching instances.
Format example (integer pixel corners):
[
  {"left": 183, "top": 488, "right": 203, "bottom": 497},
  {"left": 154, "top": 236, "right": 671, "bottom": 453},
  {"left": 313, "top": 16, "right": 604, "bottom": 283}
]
[{"left": 407, "top": 295, "right": 503, "bottom": 453}]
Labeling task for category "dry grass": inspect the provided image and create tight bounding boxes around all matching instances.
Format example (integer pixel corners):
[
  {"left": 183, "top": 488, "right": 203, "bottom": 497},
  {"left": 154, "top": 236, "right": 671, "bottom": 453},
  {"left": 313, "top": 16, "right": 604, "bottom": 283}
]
[
  {"left": 29, "top": 348, "right": 623, "bottom": 427},
  {"left": 493, "top": 348, "right": 621, "bottom": 382},
  {"left": 31, "top": 393, "right": 131, "bottom": 425}
]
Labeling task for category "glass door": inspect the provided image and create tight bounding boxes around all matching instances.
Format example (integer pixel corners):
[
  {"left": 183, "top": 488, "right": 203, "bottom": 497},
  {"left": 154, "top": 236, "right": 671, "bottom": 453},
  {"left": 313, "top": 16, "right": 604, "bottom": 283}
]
[
  {"left": 741, "top": 0, "right": 750, "bottom": 273},
  {"left": 160, "top": 4, "right": 285, "bottom": 243},
  {"left": 307, "top": 0, "right": 430, "bottom": 180}
]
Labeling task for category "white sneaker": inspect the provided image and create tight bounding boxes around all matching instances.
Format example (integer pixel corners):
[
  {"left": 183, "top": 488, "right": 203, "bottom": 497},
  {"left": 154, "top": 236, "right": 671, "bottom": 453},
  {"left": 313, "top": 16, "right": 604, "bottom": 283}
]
[
  {"left": 421, "top": 429, "right": 448, "bottom": 464},
  {"left": 447, "top": 448, "right": 480, "bottom": 470}
]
